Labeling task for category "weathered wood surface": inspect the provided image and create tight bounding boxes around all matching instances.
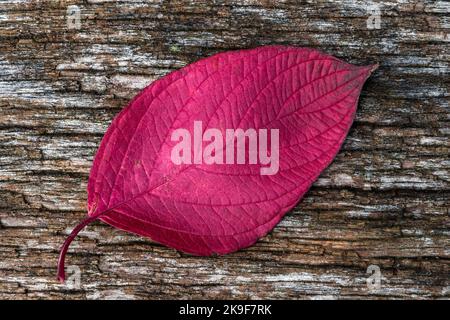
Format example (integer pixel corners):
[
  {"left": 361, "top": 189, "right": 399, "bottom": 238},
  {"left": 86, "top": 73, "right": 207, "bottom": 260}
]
[{"left": 0, "top": 0, "right": 449, "bottom": 300}]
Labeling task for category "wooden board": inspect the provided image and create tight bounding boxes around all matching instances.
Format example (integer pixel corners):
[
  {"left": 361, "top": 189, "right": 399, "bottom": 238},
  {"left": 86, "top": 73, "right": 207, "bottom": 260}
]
[{"left": 0, "top": 0, "right": 448, "bottom": 299}]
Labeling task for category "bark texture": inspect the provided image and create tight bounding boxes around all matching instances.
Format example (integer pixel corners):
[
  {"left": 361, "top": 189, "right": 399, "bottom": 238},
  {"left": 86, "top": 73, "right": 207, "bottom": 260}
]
[{"left": 0, "top": 0, "right": 449, "bottom": 299}]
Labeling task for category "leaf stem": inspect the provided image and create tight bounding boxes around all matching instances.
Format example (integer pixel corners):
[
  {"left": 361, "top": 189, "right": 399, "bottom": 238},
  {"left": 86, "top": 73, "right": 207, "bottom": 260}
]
[{"left": 57, "top": 211, "right": 104, "bottom": 283}]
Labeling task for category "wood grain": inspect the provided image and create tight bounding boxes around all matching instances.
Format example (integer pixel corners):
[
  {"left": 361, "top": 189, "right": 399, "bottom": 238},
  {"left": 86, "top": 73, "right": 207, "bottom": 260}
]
[{"left": 0, "top": 0, "right": 448, "bottom": 299}]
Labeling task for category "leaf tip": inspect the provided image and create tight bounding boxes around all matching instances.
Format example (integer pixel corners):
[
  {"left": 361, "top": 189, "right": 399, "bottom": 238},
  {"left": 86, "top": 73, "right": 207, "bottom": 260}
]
[
  {"left": 368, "top": 63, "right": 379, "bottom": 74},
  {"left": 357, "top": 63, "right": 378, "bottom": 81}
]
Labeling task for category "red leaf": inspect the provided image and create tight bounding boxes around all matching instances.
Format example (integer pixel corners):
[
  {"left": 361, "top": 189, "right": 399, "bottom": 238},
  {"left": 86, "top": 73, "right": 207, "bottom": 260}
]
[{"left": 58, "top": 46, "right": 376, "bottom": 281}]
